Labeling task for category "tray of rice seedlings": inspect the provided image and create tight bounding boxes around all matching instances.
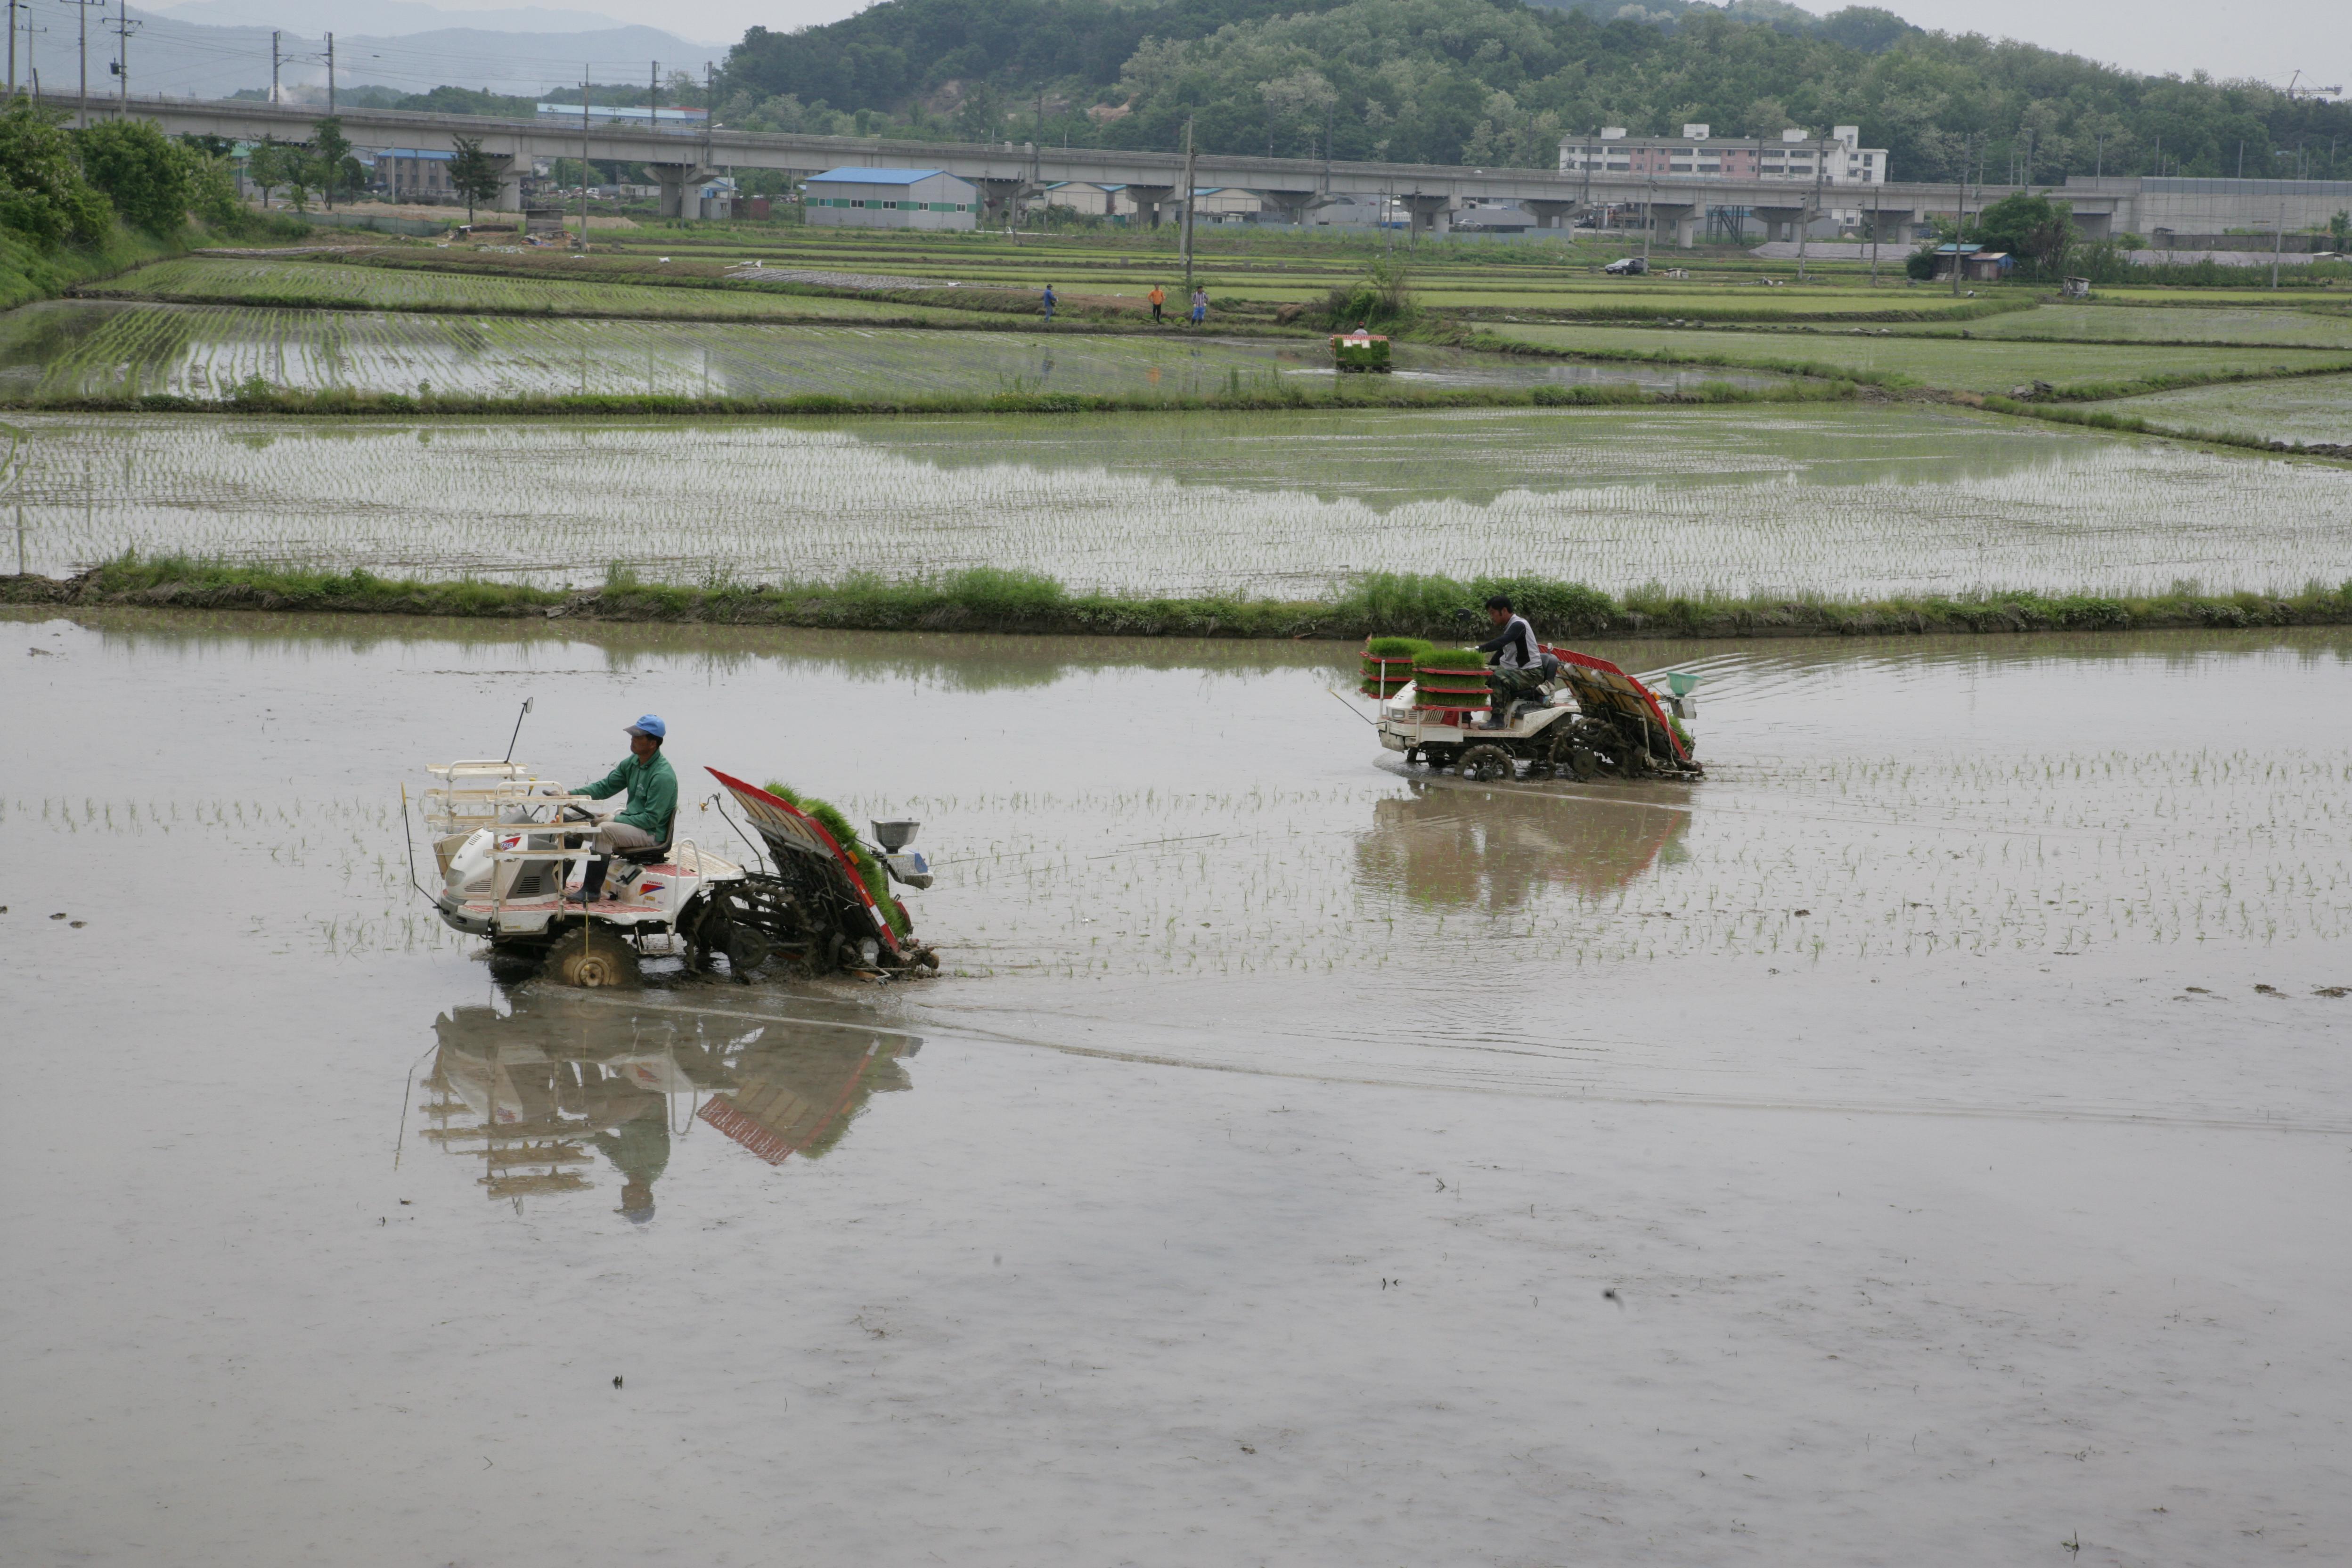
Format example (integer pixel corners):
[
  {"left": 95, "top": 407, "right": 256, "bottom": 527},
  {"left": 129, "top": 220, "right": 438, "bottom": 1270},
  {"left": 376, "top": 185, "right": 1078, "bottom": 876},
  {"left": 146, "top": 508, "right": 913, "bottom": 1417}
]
[
  {"left": 1412, "top": 648, "right": 1491, "bottom": 712},
  {"left": 1330, "top": 330, "right": 1393, "bottom": 373},
  {"left": 1361, "top": 636, "right": 1432, "bottom": 697}
]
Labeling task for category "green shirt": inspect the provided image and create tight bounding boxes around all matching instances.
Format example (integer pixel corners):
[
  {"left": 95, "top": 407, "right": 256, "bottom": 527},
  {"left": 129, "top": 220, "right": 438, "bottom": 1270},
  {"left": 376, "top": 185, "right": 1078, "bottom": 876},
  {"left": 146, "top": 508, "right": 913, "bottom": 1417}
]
[{"left": 580, "top": 750, "right": 678, "bottom": 836}]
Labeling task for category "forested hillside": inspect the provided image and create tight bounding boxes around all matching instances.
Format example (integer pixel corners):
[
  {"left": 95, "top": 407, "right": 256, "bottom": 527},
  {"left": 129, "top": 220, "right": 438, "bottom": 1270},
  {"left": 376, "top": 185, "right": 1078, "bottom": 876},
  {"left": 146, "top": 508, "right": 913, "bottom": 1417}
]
[{"left": 713, "top": 0, "right": 2352, "bottom": 184}]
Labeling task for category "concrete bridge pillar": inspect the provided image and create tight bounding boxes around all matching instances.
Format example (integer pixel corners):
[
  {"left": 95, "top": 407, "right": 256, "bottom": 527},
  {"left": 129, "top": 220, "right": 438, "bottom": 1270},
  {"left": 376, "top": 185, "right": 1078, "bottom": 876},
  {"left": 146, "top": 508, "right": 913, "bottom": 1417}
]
[
  {"left": 965, "top": 177, "right": 1033, "bottom": 229},
  {"left": 1646, "top": 201, "right": 1699, "bottom": 248},
  {"left": 647, "top": 163, "right": 712, "bottom": 219},
  {"left": 1256, "top": 188, "right": 1323, "bottom": 227},
  {"left": 1748, "top": 204, "right": 1809, "bottom": 244},
  {"left": 1401, "top": 193, "right": 1453, "bottom": 235},
  {"left": 1519, "top": 198, "right": 1581, "bottom": 230},
  {"left": 1122, "top": 183, "right": 1176, "bottom": 228},
  {"left": 495, "top": 158, "right": 526, "bottom": 213}
]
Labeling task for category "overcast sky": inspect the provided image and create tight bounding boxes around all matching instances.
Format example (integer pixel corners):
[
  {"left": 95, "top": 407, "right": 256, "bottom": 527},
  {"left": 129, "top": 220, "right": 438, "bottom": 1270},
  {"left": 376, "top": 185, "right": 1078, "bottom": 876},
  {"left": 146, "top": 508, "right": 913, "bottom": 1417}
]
[{"left": 179, "top": 0, "right": 2346, "bottom": 91}]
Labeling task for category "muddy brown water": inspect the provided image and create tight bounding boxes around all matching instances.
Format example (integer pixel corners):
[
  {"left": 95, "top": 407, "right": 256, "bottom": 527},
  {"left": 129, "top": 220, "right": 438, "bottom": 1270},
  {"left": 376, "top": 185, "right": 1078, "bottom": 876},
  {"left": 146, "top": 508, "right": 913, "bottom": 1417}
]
[{"left": 7, "top": 608, "right": 2350, "bottom": 1564}]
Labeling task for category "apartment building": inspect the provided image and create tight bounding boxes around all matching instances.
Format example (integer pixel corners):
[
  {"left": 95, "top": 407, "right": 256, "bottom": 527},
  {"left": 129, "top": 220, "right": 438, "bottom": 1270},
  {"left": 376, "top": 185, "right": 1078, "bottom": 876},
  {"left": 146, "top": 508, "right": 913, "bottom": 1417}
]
[{"left": 1559, "top": 125, "right": 1887, "bottom": 185}]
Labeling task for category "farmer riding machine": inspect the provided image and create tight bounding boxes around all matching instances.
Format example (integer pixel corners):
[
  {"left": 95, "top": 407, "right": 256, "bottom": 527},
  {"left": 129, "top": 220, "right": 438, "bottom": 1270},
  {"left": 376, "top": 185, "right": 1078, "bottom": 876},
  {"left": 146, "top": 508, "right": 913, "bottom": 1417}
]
[
  {"left": 420, "top": 761, "right": 939, "bottom": 987},
  {"left": 1362, "top": 638, "right": 1704, "bottom": 783}
]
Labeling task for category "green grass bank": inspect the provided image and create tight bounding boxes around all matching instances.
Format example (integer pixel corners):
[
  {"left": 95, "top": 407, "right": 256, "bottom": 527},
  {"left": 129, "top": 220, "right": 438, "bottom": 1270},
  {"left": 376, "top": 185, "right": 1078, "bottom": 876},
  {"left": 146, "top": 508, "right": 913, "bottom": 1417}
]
[{"left": 10, "top": 558, "right": 2349, "bottom": 642}]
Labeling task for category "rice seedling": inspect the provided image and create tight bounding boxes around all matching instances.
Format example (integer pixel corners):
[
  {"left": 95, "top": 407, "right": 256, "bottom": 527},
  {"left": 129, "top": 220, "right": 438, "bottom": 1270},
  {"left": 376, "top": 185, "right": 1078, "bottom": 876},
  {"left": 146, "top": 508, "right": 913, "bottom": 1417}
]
[
  {"left": 1484, "top": 320, "right": 2352, "bottom": 394},
  {"left": 0, "top": 301, "right": 1784, "bottom": 407},
  {"left": 2110, "top": 373, "right": 2352, "bottom": 447},
  {"left": 80, "top": 255, "right": 1028, "bottom": 327},
  {"left": 6, "top": 404, "right": 2348, "bottom": 602}
]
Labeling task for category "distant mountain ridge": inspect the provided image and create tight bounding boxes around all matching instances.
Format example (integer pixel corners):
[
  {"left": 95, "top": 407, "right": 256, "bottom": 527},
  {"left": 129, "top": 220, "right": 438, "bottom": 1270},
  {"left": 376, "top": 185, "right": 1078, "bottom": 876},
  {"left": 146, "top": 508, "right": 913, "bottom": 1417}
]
[
  {"left": 708, "top": 0, "right": 2349, "bottom": 186},
  {"left": 4, "top": 0, "right": 715, "bottom": 101},
  {"left": 143, "top": 0, "right": 661, "bottom": 37}
]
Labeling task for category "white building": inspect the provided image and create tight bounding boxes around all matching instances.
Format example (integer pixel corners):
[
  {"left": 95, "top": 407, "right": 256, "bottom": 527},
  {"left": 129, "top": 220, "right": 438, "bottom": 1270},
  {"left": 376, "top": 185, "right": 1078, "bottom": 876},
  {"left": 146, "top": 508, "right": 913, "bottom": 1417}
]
[
  {"left": 1560, "top": 124, "right": 1887, "bottom": 185},
  {"left": 802, "top": 168, "right": 979, "bottom": 230}
]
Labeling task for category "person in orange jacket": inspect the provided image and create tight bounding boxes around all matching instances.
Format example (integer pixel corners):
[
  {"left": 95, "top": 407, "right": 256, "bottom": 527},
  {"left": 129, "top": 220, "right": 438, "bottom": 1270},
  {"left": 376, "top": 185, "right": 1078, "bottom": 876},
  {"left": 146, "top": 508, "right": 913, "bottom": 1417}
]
[{"left": 1147, "top": 284, "right": 1166, "bottom": 324}]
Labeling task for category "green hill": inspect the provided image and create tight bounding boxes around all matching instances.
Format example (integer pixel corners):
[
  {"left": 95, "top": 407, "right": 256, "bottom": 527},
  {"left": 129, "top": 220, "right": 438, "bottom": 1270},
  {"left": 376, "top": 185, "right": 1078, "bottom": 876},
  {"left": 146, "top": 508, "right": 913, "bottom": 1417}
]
[{"left": 714, "top": 0, "right": 2351, "bottom": 184}]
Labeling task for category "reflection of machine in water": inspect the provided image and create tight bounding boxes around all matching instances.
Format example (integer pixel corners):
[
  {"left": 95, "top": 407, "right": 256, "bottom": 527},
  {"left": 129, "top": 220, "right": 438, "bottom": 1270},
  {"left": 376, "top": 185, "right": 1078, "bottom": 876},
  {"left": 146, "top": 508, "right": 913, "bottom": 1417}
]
[
  {"left": 416, "top": 989, "right": 916, "bottom": 1217},
  {"left": 1355, "top": 778, "right": 1692, "bottom": 909}
]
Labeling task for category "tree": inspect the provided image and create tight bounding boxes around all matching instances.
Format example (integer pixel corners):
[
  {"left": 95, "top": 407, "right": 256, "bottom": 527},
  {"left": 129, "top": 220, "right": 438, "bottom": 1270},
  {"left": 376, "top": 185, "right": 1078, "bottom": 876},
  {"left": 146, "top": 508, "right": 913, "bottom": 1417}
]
[
  {"left": 310, "top": 117, "right": 352, "bottom": 211},
  {"left": 0, "top": 98, "right": 111, "bottom": 248},
  {"left": 2332, "top": 210, "right": 2352, "bottom": 252},
  {"left": 72, "top": 118, "right": 195, "bottom": 236},
  {"left": 245, "top": 138, "right": 293, "bottom": 209},
  {"left": 1970, "top": 190, "right": 2076, "bottom": 275},
  {"left": 447, "top": 136, "right": 505, "bottom": 221}
]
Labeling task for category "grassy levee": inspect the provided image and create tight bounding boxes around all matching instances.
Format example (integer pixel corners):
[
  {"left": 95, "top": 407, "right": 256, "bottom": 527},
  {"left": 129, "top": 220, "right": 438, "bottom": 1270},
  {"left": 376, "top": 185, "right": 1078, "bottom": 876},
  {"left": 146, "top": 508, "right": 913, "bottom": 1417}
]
[
  {"left": 0, "top": 226, "right": 200, "bottom": 312},
  {"left": 13, "top": 557, "right": 2350, "bottom": 641},
  {"left": 11, "top": 376, "right": 1850, "bottom": 418}
]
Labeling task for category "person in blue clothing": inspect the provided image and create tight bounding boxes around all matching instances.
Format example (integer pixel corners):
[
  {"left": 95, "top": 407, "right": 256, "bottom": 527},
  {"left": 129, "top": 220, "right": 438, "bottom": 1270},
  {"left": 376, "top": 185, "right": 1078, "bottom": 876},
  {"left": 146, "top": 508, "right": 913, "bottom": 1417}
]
[
  {"left": 1041, "top": 283, "right": 1057, "bottom": 322},
  {"left": 565, "top": 714, "right": 677, "bottom": 904},
  {"left": 1189, "top": 286, "right": 1208, "bottom": 326}
]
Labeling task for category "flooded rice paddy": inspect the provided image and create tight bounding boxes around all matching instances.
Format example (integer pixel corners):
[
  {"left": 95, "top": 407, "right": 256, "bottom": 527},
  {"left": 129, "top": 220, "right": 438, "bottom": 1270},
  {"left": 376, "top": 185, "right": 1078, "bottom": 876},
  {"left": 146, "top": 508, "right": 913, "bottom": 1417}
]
[
  {"left": 0, "top": 299, "right": 1766, "bottom": 403},
  {"left": 7, "top": 610, "right": 2349, "bottom": 1564},
  {"left": 8, "top": 404, "right": 2352, "bottom": 598},
  {"left": 1490, "top": 319, "right": 2352, "bottom": 392},
  {"left": 2121, "top": 370, "right": 2352, "bottom": 445}
]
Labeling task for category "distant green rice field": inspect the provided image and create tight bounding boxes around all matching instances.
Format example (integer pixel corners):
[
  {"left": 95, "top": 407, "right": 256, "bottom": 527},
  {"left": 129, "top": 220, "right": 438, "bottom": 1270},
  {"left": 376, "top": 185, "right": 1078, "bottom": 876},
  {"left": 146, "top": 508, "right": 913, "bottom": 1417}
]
[
  {"left": 1486, "top": 320, "right": 2352, "bottom": 392},
  {"left": 1920, "top": 303, "right": 2352, "bottom": 348},
  {"left": 0, "top": 300, "right": 1777, "bottom": 403},
  {"left": 2116, "top": 373, "right": 2352, "bottom": 445}
]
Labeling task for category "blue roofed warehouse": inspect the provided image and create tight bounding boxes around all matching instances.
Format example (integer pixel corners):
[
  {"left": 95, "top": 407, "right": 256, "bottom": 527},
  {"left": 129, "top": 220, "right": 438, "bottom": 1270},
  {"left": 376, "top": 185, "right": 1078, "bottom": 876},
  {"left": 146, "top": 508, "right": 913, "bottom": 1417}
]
[{"left": 803, "top": 168, "right": 979, "bottom": 231}]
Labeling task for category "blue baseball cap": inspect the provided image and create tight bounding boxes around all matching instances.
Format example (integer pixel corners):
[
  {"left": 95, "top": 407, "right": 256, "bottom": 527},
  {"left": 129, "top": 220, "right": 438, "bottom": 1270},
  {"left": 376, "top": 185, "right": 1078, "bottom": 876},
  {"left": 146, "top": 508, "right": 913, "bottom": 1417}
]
[{"left": 625, "top": 714, "right": 666, "bottom": 740}]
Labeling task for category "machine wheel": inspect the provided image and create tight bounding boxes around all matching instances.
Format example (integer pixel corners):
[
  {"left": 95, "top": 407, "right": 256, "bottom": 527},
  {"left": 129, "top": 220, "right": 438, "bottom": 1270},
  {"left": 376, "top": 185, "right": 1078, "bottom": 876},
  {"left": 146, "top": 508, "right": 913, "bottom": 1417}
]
[
  {"left": 1458, "top": 743, "right": 1514, "bottom": 784},
  {"left": 1545, "top": 727, "right": 1599, "bottom": 781},
  {"left": 545, "top": 925, "right": 643, "bottom": 989}
]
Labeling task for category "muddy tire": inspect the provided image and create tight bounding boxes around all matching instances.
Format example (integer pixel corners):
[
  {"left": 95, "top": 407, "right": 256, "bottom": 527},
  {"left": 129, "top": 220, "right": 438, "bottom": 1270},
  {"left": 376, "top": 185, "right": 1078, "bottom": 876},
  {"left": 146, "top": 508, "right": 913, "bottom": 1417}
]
[
  {"left": 1458, "top": 743, "right": 1514, "bottom": 783},
  {"left": 545, "top": 926, "right": 642, "bottom": 989}
]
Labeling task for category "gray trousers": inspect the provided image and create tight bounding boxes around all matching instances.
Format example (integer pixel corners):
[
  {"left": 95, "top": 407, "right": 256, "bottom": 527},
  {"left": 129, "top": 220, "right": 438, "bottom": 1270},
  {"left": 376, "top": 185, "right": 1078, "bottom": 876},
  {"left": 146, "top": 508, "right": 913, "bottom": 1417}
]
[{"left": 593, "top": 820, "right": 658, "bottom": 854}]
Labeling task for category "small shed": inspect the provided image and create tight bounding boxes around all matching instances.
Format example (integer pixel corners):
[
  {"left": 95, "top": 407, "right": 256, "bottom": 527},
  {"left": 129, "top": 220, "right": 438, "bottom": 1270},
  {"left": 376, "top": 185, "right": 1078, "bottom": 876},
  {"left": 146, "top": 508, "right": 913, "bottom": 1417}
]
[{"left": 803, "top": 168, "right": 979, "bottom": 231}]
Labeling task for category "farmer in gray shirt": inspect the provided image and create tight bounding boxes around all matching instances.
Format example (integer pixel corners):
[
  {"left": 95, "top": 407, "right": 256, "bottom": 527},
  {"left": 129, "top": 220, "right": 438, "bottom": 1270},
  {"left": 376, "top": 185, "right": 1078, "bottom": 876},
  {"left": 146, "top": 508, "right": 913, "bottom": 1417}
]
[{"left": 1476, "top": 595, "right": 1545, "bottom": 728}]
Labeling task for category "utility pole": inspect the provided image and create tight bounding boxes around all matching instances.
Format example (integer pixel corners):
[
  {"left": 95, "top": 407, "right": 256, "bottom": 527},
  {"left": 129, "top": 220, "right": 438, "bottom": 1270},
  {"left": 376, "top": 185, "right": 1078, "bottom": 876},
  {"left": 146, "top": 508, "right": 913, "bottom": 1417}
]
[
  {"left": 1870, "top": 184, "right": 1881, "bottom": 286},
  {"left": 579, "top": 66, "right": 591, "bottom": 250},
  {"left": 1951, "top": 135, "right": 1968, "bottom": 297},
  {"left": 324, "top": 31, "right": 334, "bottom": 116},
  {"left": 6, "top": 0, "right": 16, "bottom": 98},
  {"left": 2273, "top": 200, "right": 2283, "bottom": 289},
  {"left": 1642, "top": 176, "right": 1653, "bottom": 266},
  {"left": 1798, "top": 135, "right": 1822, "bottom": 279},
  {"left": 270, "top": 29, "right": 279, "bottom": 104},
  {"left": 650, "top": 59, "right": 658, "bottom": 124},
  {"left": 1180, "top": 114, "right": 1198, "bottom": 301},
  {"left": 69, "top": 0, "right": 105, "bottom": 128},
  {"left": 2095, "top": 131, "right": 2102, "bottom": 179},
  {"left": 111, "top": 0, "right": 134, "bottom": 107}
]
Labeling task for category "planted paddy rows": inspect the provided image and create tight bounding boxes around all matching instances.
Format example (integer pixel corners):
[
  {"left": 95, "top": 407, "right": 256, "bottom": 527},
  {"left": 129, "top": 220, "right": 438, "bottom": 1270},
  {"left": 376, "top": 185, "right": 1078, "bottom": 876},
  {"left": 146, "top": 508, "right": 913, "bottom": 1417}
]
[
  {"left": 83, "top": 256, "right": 1030, "bottom": 326},
  {"left": 10, "top": 406, "right": 2350, "bottom": 598},
  {"left": 0, "top": 301, "right": 1784, "bottom": 404},
  {"left": 1920, "top": 302, "right": 2352, "bottom": 348},
  {"left": 1489, "top": 319, "right": 2352, "bottom": 392},
  {"left": 2117, "top": 373, "right": 2352, "bottom": 445}
]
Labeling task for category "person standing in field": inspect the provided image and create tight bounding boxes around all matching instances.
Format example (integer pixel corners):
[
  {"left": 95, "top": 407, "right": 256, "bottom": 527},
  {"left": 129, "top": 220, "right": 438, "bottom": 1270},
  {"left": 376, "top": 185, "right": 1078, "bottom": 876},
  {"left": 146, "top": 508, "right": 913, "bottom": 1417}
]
[
  {"left": 1189, "top": 287, "right": 1208, "bottom": 326},
  {"left": 1147, "top": 284, "right": 1165, "bottom": 323},
  {"left": 1041, "top": 283, "right": 1057, "bottom": 322}
]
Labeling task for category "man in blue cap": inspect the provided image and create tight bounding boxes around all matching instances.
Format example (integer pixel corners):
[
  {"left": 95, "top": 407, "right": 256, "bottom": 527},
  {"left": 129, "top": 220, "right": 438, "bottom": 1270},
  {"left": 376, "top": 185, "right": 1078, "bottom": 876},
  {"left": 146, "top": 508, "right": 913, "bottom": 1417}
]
[{"left": 565, "top": 714, "right": 678, "bottom": 904}]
